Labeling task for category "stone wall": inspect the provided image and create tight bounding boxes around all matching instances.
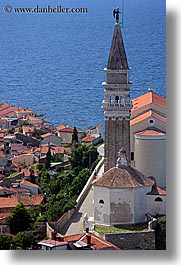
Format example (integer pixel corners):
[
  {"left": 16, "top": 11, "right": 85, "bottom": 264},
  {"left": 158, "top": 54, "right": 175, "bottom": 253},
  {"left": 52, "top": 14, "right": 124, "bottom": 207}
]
[
  {"left": 105, "top": 230, "right": 155, "bottom": 250},
  {"left": 105, "top": 118, "right": 130, "bottom": 172}
]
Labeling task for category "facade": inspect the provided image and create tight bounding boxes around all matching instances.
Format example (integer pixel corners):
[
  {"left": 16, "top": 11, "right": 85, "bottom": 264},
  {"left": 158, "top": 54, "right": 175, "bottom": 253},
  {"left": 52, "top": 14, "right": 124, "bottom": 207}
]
[
  {"left": 41, "top": 133, "right": 62, "bottom": 146},
  {"left": 56, "top": 125, "right": 84, "bottom": 144},
  {"left": 146, "top": 185, "right": 166, "bottom": 216},
  {"left": 102, "top": 23, "right": 132, "bottom": 172},
  {"left": 130, "top": 91, "right": 166, "bottom": 187}
]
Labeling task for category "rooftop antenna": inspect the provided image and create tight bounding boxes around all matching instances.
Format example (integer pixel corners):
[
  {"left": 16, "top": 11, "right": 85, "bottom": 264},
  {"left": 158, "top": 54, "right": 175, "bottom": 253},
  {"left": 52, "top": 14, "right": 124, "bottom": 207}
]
[{"left": 148, "top": 82, "right": 153, "bottom": 92}]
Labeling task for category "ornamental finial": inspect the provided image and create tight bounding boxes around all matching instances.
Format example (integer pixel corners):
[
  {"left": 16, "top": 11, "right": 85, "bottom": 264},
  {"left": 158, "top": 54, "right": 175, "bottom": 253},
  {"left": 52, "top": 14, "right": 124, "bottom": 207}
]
[{"left": 113, "top": 8, "right": 121, "bottom": 24}]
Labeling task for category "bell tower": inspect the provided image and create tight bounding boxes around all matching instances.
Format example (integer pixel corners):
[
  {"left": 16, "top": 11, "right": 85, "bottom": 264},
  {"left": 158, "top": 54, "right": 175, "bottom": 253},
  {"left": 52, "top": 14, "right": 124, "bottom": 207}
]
[{"left": 102, "top": 22, "right": 132, "bottom": 172}]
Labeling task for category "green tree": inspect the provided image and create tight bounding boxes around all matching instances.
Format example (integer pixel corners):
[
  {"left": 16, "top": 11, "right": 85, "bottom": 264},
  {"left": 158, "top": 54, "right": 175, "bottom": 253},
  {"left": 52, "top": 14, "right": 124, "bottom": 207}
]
[
  {"left": 0, "top": 234, "right": 13, "bottom": 250},
  {"left": 32, "top": 128, "right": 49, "bottom": 139},
  {"left": 13, "top": 231, "right": 33, "bottom": 250},
  {"left": 70, "top": 144, "right": 98, "bottom": 171},
  {"left": 45, "top": 146, "right": 52, "bottom": 169},
  {"left": 72, "top": 126, "right": 79, "bottom": 144},
  {"left": 6, "top": 203, "right": 32, "bottom": 234},
  {"left": 155, "top": 215, "right": 166, "bottom": 250}
]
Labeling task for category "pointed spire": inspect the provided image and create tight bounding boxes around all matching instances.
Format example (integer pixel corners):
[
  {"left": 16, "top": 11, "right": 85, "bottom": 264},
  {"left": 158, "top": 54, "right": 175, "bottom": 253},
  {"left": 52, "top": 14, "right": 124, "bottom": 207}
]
[{"left": 107, "top": 23, "right": 129, "bottom": 70}]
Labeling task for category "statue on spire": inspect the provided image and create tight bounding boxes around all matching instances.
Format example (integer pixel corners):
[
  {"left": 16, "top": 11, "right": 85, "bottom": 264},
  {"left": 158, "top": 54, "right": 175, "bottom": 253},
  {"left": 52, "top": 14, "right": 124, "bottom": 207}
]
[{"left": 113, "top": 8, "right": 121, "bottom": 23}]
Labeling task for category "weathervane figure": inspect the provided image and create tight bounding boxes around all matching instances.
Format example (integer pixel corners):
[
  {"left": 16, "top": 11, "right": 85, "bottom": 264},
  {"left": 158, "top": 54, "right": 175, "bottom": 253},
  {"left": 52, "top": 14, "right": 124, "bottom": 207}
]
[{"left": 113, "top": 8, "right": 121, "bottom": 23}]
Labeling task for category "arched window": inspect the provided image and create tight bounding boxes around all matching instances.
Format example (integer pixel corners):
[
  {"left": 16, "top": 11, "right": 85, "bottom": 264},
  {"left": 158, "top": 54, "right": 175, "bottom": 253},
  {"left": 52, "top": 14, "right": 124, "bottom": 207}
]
[
  {"left": 115, "top": 96, "right": 119, "bottom": 103},
  {"left": 120, "top": 96, "right": 125, "bottom": 105},
  {"left": 110, "top": 96, "right": 114, "bottom": 102},
  {"left": 99, "top": 199, "right": 104, "bottom": 204},
  {"left": 154, "top": 197, "right": 163, "bottom": 202}
]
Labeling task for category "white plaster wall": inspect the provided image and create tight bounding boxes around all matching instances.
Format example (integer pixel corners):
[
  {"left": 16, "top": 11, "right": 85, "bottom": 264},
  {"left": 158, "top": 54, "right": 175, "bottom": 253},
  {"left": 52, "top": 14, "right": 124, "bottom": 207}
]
[
  {"left": 134, "top": 186, "right": 152, "bottom": 224},
  {"left": 147, "top": 195, "right": 166, "bottom": 216},
  {"left": 93, "top": 186, "right": 110, "bottom": 225},
  {"left": 134, "top": 137, "right": 166, "bottom": 187},
  {"left": 131, "top": 118, "right": 166, "bottom": 141},
  {"left": 110, "top": 188, "right": 134, "bottom": 225}
]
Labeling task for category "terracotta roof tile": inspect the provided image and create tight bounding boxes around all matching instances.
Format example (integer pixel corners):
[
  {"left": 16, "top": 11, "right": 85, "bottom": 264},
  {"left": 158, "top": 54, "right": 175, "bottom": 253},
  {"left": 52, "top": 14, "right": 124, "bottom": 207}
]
[
  {"left": 57, "top": 126, "right": 83, "bottom": 133},
  {"left": 27, "top": 116, "right": 42, "bottom": 121},
  {"left": 130, "top": 110, "right": 166, "bottom": 126},
  {"left": 93, "top": 166, "right": 154, "bottom": 188},
  {"left": 56, "top": 125, "right": 66, "bottom": 131},
  {"left": 22, "top": 126, "right": 34, "bottom": 133},
  {"left": 147, "top": 185, "right": 166, "bottom": 196},
  {"left": 82, "top": 136, "right": 96, "bottom": 142},
  {"left": 20, "top": 179, "right": 39, "bottom": 188},
  {"left": 41, "top": 133, "right": 52, "bottom": 138},
  {"left": 0, "top": 194, "right": 43, "bottom": 208},
  {"left": 42, "top": 233, "right": 119, "bottom": 250},
  {"left": 132, "top": 91, "right": 166, "bottom": 111},
  {"left": 134, "top": 129, "right": 166, "bottom": 136}
]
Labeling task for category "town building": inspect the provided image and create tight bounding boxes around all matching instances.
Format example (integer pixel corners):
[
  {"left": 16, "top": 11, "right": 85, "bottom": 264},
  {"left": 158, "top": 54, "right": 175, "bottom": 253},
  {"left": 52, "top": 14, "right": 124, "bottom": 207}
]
[
  {"left": 56, "top": 125, "right": 84, "bottom": 144},
  {"left": 93, "top": 148, "right": 154, "bottom": 225}
]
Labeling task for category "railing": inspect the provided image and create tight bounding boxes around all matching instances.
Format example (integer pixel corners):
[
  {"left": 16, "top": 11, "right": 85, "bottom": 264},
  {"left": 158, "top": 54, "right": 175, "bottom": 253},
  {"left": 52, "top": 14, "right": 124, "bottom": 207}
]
[{"left": 102, "top": 100, "right": 132, "bottom": 109}]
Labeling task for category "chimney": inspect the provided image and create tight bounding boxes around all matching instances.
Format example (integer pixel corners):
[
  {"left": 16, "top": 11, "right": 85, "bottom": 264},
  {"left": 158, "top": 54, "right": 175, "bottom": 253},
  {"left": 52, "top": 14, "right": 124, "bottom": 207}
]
[
  {"left": 56, "top": 234, "right": 64, "bottom": 242},
  {"left": 86, "top": 234, "right": 91, "bottom": 245},
  {"left": 51, "top": 231, "right": 57, "bottom": 240},
  {"left": 85, "top": 227, "right": 89, "bottom": 233}
]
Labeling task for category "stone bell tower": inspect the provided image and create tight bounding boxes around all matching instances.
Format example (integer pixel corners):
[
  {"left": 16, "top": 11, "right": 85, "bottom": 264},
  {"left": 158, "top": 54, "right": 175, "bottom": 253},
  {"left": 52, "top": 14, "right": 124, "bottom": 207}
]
[{"left": 102, "top": 22, "right": 132, "bottom": 172}]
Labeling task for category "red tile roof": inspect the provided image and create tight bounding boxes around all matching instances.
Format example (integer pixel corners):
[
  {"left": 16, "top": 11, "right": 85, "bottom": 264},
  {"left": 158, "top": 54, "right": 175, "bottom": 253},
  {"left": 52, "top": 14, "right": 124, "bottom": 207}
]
[
  {"left": 57, "top": 126, "right": 83, "bottom": 133},
  {"left": 93, "top": 167, "right": 154, "bottom": 188},
  {"left": 134, "top": 129, "right": 166, "bottom": 136},
  {"left": 22, "top": 126, "right": 34, "bottom": 134},
  {"left": 130, "top": 110, "right": 166, "bottom": 126},
  {"left": 0, "top": 212, "right": 11, "bottom": 224},
  {"left": 17, "top": 109, "right": 33, "bottom": 114},
  {"left": 20, "top": 179, "right": 39, "bottom": 188},
  {"left": 0, "top": 119, "right": 6, "bottom": 124},
  {"left": 41, "top": 133, "right": 52, "bottom": 138},
  {"left": 41, "top": 232, "right": 119, "bottom": 250},
  {"left": 82, "top": 136, "right": 96, "bottom": 142},
  {"left": 132, "top": 91, "right": 166, "bottom": 112},
  {"left": 27, "top": 116, "right": 42, "bottom": 121},
  {"left": 40, "top": 144, "right": 71, "bottom": 155},
  {"left": 147, "top": 185, "right": 166, "bottom": 196},
  {"left": 0, "top": 194, "right": 43, "bottom": 209},
  {"left": 56, "top": 125, "right": 66, "bottom": 131}
]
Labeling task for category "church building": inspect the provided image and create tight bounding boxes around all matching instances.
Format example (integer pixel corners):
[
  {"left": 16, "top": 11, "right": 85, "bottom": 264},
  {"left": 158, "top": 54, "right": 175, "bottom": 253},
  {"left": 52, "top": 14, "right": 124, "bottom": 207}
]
[{"left": 93, "top": 18, "right": 166, "bottom": 226}]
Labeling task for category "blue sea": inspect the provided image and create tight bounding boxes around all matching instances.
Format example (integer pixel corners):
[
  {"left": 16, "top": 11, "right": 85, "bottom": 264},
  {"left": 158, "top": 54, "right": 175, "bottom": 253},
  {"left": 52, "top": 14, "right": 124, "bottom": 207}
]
[{"left": 0, "top": 0, "right": 166, "bottom": 130}]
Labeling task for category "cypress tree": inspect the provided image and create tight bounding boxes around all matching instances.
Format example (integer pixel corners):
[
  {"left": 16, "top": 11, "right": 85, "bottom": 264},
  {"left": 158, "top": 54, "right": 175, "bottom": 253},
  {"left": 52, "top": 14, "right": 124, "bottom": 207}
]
[
  {"left": 45, "top": 146, "right": 52, "bottom": 169},
  {"left": 72, "top": 126, "right": 79, "bottom": 144}
]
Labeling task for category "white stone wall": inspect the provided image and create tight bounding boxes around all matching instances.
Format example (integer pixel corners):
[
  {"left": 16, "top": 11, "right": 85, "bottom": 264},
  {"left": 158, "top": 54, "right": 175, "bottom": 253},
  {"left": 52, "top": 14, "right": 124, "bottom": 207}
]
[
  {"left": 147, "top": 195, "right": 166, "bottom": 216},
  {"left": 134, "top": 136, "right": 166, "bottom": 187},
  {"left": 110, "top": 188, "right": 134, "bottom": 225},
  {"left": 93, "top": 186, "right": 110, "bottom": 225},
  {"left": 134, "top": 186, "right": 152, "bottom": 224}
]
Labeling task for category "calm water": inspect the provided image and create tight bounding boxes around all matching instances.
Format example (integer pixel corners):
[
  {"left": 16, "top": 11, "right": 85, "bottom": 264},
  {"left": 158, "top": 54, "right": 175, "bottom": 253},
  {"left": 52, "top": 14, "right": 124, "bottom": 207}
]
[{"left": 0, "top": 0, "right": 166, "bottom": 130}]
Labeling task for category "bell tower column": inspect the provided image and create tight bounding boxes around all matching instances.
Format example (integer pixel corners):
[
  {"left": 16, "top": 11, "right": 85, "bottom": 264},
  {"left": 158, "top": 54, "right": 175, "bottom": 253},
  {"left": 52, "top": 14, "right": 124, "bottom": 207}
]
[{"left": 102, "top": 22, "right": 132, "bottom": 171}]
